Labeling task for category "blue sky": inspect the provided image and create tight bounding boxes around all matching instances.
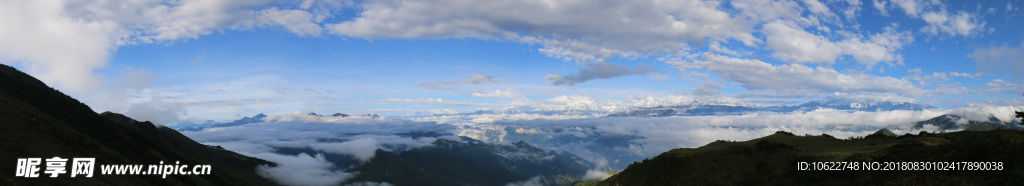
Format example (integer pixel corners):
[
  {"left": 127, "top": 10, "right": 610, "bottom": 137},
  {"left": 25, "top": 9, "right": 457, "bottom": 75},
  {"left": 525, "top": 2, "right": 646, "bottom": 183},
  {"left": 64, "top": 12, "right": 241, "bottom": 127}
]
[{"left": 3, "top": 0, "right": 1024, "bottom": 124}]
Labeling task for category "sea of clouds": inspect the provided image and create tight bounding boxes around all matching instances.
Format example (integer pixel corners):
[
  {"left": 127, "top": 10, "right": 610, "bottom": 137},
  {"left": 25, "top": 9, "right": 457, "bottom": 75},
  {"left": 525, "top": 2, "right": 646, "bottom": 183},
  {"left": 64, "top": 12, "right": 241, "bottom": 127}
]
[{"left": 182, "top": 106, "right": 1024, "bottom": 185}]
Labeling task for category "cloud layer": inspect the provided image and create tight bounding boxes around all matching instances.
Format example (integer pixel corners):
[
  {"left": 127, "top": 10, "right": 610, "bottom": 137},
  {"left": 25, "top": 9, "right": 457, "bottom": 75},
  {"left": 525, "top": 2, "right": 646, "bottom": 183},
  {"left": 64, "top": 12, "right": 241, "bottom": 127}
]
[
  {"left": 547, "top": 62, "right": 657, "bottom": 86},
  {"left": 459, "top": 105, "right": 1022, "bottom": 169},
  {"left": 972, "top": 40, "right": 1024, "bottom": 82},
  {"left": 328, "top": 0, "right": 757, "bottom": 61},
  {"left": 692, "top": 53, "right": 924, "bottom": 96},
  {"left": 182, "top": 113, "right": 458, "bottom": 185}
]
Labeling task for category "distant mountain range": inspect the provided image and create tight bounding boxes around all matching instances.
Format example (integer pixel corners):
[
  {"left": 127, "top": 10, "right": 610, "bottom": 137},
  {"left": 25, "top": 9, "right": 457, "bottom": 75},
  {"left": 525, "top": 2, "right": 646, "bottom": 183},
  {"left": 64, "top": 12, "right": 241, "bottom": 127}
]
[
  {"left": 176, "top": 113, "right": 267, "bottom": 131},
  {"left": 609, "top": 99, "right": 933, "bottom": 117},
  {"left": 0, "top": 64, "right": 275, "bottom": 185},
  {"left": 175, "top": 112, "right": 379, "bottom": 131}
]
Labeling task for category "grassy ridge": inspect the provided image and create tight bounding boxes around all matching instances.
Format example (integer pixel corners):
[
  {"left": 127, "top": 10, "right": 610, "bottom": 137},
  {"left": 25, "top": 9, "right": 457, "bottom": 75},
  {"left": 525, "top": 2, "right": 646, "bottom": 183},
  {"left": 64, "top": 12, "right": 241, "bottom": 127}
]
[{"left": 600, "top": 130, "right": 1024, "bottom": 185}]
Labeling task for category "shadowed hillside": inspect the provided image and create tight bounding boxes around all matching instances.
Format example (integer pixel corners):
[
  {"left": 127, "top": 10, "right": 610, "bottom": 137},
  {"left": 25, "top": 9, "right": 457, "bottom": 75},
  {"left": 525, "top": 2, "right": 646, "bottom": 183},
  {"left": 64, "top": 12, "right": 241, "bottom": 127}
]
[
  {"left": 599, "top": 129, "right": 1024, "bottom": 185},
  {"left": 0, "top": 64, "right": 276, "bottom": 185},
  {"left": 337, "top": 138, "right": 594, "bottom": 186}
]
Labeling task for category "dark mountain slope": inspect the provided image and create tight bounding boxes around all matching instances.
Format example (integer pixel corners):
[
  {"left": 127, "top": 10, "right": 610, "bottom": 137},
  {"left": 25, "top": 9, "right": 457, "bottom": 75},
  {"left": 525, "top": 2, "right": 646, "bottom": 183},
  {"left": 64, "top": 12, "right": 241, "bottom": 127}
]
[
  {"left": 342, "top": 149, "right": 456, "bottom": 186},
  {"left": 0, "top": 64, "right": 275, "bottom": 185},
  {"left": 342, "top": 139, "right": 594, "bottom": 186},
  {"left": 599, "top": 130, "right": 1024, "bottom": 185}
]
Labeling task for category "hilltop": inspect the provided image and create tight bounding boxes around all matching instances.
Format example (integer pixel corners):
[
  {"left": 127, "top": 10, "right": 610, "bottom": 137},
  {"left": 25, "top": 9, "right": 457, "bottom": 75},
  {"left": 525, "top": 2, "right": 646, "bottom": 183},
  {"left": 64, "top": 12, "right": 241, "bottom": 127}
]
[{"left": 609, "top": 99, "right": 933, "bottom": 117}]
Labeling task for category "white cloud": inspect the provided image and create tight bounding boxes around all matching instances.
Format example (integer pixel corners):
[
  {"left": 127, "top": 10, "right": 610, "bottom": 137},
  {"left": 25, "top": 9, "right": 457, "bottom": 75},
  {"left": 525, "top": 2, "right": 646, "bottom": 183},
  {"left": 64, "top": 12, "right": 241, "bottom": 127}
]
[
  {"left": 258, "top": 8, "right": 323, "bottom": 37},
  {"left": 733, "top": 90, "right": 824, "bottom": 99},
  {"left": 0, "top": 0, "right": 341, "bottom": 114},
  {"left": 731, "top": 0, "right": 805, "bottom": 22},
  {"left": 979, "top": 79, "right": 1024, "bottom": 95},
  {"left": 837, "top": 25, "right": 913, "bottom": 66},
  {"left": 972, "top": 40, "right": 1024, "bottom": 82},
  {"left": 419, "top": 73, "right": 502, "bottom": 93},
  {"left": 920, "top": 11, "right": 985, "bottom": 37},
  {"left": 948, "top": 71, "right": 974, "bottom": 78},
  {"left": 412, "top": 94, "right": 770, "bottom": 126},
  {"left": 90, "top": 66, "right": 162, "bottom": 114},
  {"left": 948, "top": 106, "right": 1024, "bottom": 122},
  {"left": 959, "top": 98, "right": 1024, "bottom": 108},
  {"left": 582, "top": 170, "right": 612, "bottom": 181},
  {"left": 472, "top": 89, "right": 529, "bottom": 101},
  {"left": 124, "top": 97, "right": 188, "bottom": 125},
  {"left": 119, "top": 66, "right": 157, "bottom": 90},
  {"left": 887, "top": 0, "right": 985, "bottom": 37},
  {"left": 533, "top": 95, "right": 616, "bottom": 112},
  {"left": 762, "top": 21, "right": 842, "bottom": 63},
  {"left": 120, "top": 74, "right": 356, "bottom": 123},
  {"left": 256, "top": 152, "right": 355, "bottom": 186},
  {"left": 410, "top": 95, "right": 698, "bottom": 124},
  {"left": 891, "top": 0, "right": 926, "bottom": 17},
  {"left": 647, "top": 73, "right": 670, "bottom": 82},
  {"left": 826, "top": 92, "right": 917, "bottom": 103},
  {"left": 464, "top": 73, "right": 502, "bottom": 84},
  {"left": 67, "top": 0, "right": 271, "bottom": 43},
  {"left": 361, "top": 97, "right": 490, "bottom": 107},
  {"left": 802, "top": 0, "right": 834, "bottom": 16},
  {"left": 537, "top": 90, "right": 560, "bottom": 96},
  {"left": 547, "top": 62, "right": 657, "bottom": 86},
  {"left": 874, "top": 0, "right": 889, "bottom": 16},
  {"left": 693, "top": 53, "right": 924, "bottom": 96},
  {"left": 313, "top": 134, "right": 440, "bottom": 162},
  {"left": 514, "top": 128, "right": 542, "bottom": 134},
  {"left": 840, "top": 0, "right": 864, "bottom": 20},
  {"left": 690, "top": 81, "right": 726, "bottom": 97},
  {"left": 311, "top": 138, "right": 380, "bottom": 162},
  {"left": 910, "top": 72, "right": 950, "bottom": 86},
  {"left": 0, "top": 0, "right": 118, "bottom": 94},
  {"left": 327, "top": 0, "right": 757, "bottom": 62},
  {"left": 707, "top": 41, "right": 749, "bottom": 56},
  {"left": 762, "top": 20, "right": 912, "bottom": 65}
]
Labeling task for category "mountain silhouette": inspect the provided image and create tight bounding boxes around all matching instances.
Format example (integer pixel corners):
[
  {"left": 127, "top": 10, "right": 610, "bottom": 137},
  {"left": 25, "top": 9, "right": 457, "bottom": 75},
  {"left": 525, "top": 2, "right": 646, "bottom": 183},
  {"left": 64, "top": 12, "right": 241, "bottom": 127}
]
[{"left": 0, "top": 64, "right": 275, "bottom": 185}]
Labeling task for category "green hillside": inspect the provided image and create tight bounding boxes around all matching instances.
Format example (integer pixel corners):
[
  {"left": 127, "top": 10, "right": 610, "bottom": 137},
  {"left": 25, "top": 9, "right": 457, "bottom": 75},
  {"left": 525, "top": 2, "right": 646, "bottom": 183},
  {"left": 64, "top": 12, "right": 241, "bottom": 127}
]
[{"left": 600, "top": 130, "right": 1024, "bottom": 185}]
